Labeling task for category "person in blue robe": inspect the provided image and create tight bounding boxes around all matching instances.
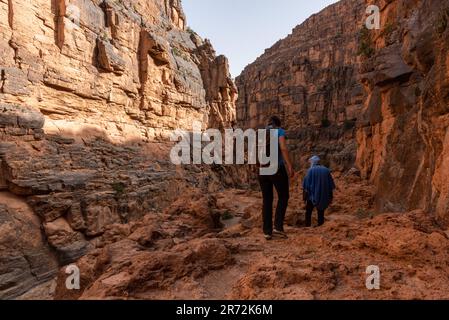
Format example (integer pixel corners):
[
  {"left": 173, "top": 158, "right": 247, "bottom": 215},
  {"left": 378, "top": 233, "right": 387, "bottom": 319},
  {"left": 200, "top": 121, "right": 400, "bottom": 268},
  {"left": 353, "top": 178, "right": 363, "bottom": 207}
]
[{"left": 302, "top": 156, "right": 336, "bottom": 227}]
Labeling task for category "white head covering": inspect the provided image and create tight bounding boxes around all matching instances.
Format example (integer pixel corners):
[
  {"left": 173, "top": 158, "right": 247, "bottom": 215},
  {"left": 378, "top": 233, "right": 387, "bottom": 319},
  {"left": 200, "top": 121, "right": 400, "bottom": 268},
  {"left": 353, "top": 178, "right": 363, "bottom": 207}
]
[{"left": 309, "top": 155, "right": 320, "bottom": 167}]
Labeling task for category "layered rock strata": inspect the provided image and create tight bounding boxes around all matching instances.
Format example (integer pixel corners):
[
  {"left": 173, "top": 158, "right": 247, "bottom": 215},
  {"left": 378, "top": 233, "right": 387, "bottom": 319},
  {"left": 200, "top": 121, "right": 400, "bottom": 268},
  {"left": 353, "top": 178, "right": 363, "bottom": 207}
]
[
  {"left": 0, "top": 0, "right": 235, "bottom": 142},
  {"left": 236, "top": 0, "right": 366, "bottom": 170}
]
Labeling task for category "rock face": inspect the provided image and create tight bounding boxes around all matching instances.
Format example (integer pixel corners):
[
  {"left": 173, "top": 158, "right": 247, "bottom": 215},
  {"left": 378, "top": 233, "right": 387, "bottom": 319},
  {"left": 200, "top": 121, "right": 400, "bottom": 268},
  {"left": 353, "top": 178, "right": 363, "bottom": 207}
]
[
  {"left": 0, "top": 192, "right": 59, "bottom": 299},
  {"left": 236, "top": 0, "right": 366, "bottom": 170},
  {"left": 0, "top": 0, "right": 236, "bottom": 298},
  {"left": 194, "top": 40, "right": 238, "bottom": 130},
  {"left": 0, "top": 0, "right": 235, "bottom": 142},
  {"left": 356, "top": 0, "right": 449, "bottom": 223},
  {"left": 53, "top": 189, "right": 236, "bottom": 300}
]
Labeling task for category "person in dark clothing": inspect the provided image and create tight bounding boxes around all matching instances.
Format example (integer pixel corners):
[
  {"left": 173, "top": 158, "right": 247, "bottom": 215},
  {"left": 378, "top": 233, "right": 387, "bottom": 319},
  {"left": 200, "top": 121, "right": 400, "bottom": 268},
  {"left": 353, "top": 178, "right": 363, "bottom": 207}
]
[
  {"left": 258, "top": 116, "right": 295, "bottom": 240},
  {"left": 302, "top": 156, "right": 336, "bottom": 227},
  {"left": 305, "top": 200, "right": 325, "bottom": 227}
]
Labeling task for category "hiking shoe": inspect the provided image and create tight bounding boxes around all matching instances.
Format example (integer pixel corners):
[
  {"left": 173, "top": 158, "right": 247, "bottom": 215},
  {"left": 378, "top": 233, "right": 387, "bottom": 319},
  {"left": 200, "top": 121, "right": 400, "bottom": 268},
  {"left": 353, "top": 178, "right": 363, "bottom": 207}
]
[
  {"left": 273, "top": 229, "right": 288, "bottom": 238},
  {"left": 264, "top": 234, "right": 273, "bottom": 241}
]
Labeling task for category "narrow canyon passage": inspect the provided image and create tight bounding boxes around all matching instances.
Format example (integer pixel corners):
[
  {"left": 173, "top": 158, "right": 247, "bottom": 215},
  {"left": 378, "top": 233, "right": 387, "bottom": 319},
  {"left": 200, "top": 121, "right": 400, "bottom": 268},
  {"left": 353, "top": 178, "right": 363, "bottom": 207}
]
[
  {"left": 1, "top": 0, "right": 448, "bottom": 301},
  {"left": 18, "top": 172, "right": 445, "bottom": 300}
]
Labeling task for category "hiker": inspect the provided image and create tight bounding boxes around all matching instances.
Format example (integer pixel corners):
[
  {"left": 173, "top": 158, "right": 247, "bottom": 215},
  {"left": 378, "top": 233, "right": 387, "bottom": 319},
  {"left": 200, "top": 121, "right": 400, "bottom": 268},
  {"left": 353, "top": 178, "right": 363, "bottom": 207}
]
[
  {"left": 258, "top": 116, "right": 295, "bottom": 240},
  {"left": 302, "top": 156, "right": 335, "bottom": 227}
]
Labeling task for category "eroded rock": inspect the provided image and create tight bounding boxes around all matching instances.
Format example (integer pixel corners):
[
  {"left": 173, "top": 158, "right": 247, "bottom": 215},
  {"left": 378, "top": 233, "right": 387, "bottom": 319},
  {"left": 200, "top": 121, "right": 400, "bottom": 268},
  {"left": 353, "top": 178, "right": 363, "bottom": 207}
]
[
  {"left": 0, "top": 193, "right": 58, "bottom": 300},
  {"left": 356, "top": 0, "right": 449, "bottom": 223}
]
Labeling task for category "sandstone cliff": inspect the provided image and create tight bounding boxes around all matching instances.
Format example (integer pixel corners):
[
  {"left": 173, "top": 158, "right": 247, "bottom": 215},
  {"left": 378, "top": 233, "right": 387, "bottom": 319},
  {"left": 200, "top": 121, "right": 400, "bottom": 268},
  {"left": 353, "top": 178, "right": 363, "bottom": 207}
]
[
  {"left": 237, "top": 0, "right": 449, "bottom": 224},
  {"left": 1, "top": 0, "right": 235, "bottom": 141},
  {"left": 356, "top": 0, "right": 449, "bottom": 223},
  {"left": 236, "top": 0, "right": 366, "bottom": 171},
  {"left": 0, "top": 0, "right": 236, "bottom": 299}
]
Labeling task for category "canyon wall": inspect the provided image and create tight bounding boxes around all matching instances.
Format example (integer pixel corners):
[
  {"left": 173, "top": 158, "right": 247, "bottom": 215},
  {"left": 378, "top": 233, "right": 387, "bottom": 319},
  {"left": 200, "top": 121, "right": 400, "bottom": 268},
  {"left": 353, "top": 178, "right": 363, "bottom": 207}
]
[
  {"left": 356, "top": 0, "right": 449, "bottom": 223},
  {"left": 236, "top": 0, "right": 366, "bottom": 171},
  {"left": 237, "top": 0, "right": 449, "bottom": 223},
  {"left": 0, "top": 0, "right": 236, "bottom": 299},
  {"left": 2, "top": 0, "right": 448, "bottom": 300},
  {"left": 0, "top": 0, "right": 235, "bottom": 141}
]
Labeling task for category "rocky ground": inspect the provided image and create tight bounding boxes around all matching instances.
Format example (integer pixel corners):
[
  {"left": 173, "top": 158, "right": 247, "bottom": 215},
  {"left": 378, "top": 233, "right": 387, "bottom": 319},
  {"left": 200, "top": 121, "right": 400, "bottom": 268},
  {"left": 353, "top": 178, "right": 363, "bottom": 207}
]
[{"left": 39, "top": 171, "right": 449, "bottom": 300}]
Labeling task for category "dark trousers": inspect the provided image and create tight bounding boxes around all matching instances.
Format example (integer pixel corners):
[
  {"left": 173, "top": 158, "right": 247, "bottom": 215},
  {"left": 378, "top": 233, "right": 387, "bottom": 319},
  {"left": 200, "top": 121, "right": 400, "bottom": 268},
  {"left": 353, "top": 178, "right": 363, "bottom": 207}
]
[
  {"left": 305, "top": 200, "right": 325, "bottom": 227},
  {"left": 258, "top": 165, "right": 289, "bottom": 235}
]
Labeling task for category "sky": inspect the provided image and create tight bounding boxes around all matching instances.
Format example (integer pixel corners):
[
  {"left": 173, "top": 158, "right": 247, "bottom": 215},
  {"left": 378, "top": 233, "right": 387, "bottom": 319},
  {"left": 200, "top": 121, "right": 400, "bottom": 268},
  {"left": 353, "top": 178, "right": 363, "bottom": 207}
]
[{"left": 183, "top": 0, "right": 339, "bottom": 78}]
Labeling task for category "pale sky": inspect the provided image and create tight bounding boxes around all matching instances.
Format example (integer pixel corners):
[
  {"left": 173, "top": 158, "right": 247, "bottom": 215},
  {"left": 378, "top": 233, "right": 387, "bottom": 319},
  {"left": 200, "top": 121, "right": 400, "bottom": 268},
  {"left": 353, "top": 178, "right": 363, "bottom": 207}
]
[{"left": 183, "top": 0, "right": 339, "bottom": 78}]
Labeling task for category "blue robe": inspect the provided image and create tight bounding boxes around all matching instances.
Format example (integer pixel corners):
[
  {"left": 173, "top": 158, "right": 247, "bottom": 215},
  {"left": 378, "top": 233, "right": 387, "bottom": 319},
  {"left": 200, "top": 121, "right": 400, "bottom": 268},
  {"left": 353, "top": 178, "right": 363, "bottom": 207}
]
[{"left": 303, "top": 165, "right": 336, "bottom": 211}]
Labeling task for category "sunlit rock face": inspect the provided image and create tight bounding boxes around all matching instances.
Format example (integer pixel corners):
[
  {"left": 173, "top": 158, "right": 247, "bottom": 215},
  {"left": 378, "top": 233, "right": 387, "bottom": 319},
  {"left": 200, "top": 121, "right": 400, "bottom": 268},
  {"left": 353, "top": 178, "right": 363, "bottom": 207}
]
[
  {"left": 236, "top": 0, "right": 367, "bottom": 171},
  {"left": 0, "top": 0, "right": 236, "bottom": 142}
]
